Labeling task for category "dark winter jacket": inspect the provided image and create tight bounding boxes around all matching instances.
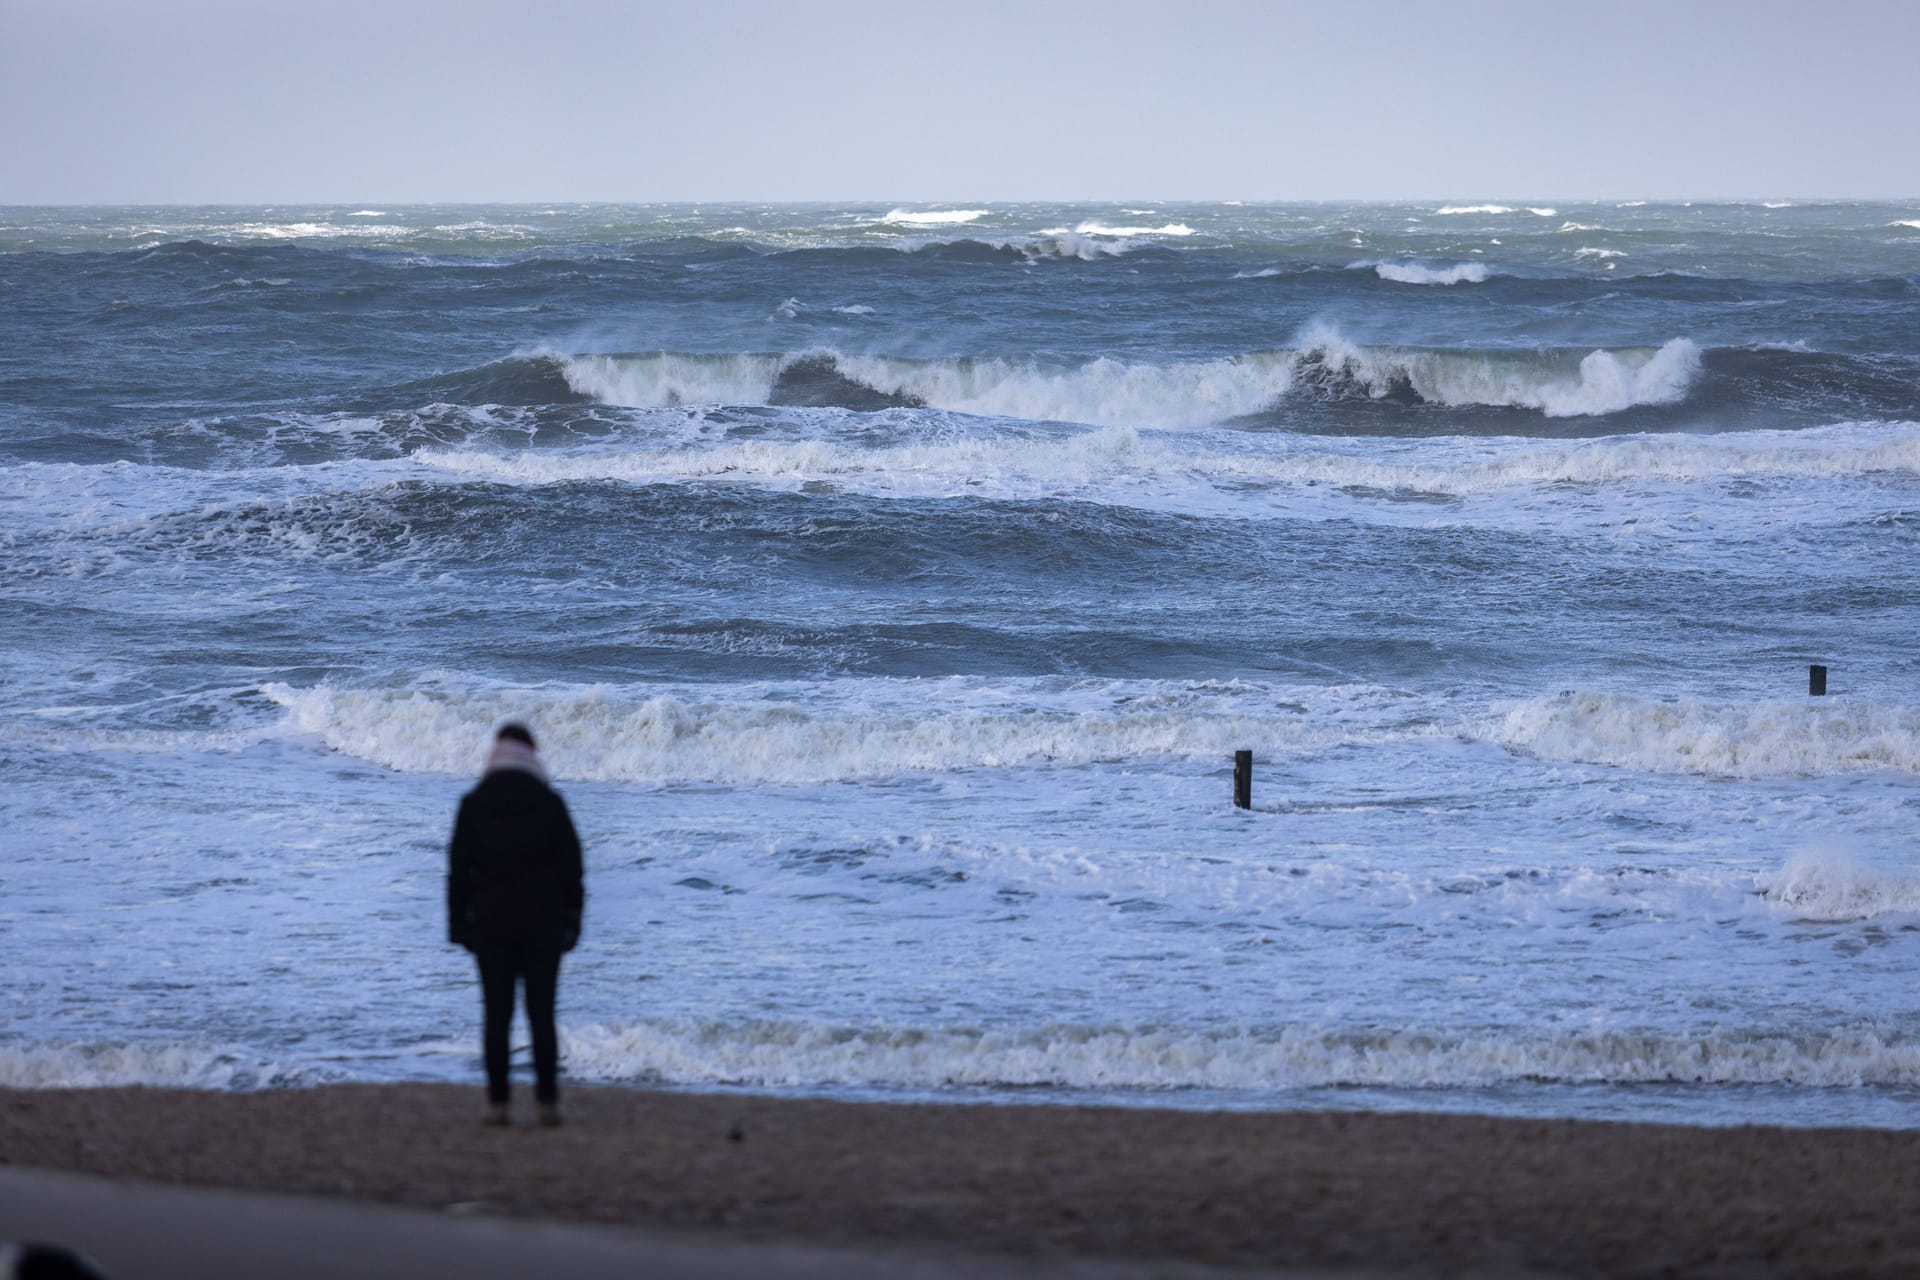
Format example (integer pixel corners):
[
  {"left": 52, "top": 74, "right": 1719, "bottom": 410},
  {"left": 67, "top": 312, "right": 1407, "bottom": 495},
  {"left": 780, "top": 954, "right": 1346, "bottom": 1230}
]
[{"left": 447, "top": 769, "right": 584, "bottom": 952}]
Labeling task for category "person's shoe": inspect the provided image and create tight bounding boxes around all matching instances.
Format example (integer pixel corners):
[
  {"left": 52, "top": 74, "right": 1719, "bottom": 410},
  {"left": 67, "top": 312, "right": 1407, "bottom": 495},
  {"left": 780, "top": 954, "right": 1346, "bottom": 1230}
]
[
  {"left": 483, "top": 1102, "right": 510, "bottom": 1127},
  {"left": 537, "top": 1102, "right": 563, "bottom": 1128}
]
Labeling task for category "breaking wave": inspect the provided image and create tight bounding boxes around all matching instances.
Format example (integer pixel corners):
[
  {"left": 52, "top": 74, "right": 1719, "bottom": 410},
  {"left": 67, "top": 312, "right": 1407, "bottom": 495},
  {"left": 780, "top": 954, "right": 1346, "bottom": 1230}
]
[
  {"left": 0, "top": 1042, "right": 314, "bottom": 1089},
  {"left": 261, "top": 680, "right": 1360, "bottom": 784},
  {"left": 1435, "top": 205, "right": 1513, "bottom": 215},
  {"left": 1289, "top": 331, "right": 1700, "bottom": 418},
  {"left": 261, "top": 677, "right": 1920, "bottom": 787},
  {"left": 1484, "top": 692, "right": 1920, "bottom": 779},
  {"left": 560, "top": 1018, "right": 1920, "bottom": 1090},
  {"left": 543, "top": 332, "right": 1704, "bottom": 426},
  {"left": 1761, "top": 851, "right": 1920, "bottom": 922},
  {"left": 1360, "top": 260, "right": 1492, "bottom": 285}
]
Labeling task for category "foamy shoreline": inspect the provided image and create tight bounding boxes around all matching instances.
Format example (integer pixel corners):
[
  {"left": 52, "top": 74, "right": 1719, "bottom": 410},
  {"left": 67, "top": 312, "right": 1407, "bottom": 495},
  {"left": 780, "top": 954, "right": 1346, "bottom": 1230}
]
[{"left": 5, "top": 1083, "right": 1917, "bottom": 1277}]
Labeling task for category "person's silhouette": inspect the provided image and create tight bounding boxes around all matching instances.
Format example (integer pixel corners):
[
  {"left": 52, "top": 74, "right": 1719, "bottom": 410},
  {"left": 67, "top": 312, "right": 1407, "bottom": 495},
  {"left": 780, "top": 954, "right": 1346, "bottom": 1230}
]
[{"left": 447, "top": 723, "right": 584, "bottom": 1126}]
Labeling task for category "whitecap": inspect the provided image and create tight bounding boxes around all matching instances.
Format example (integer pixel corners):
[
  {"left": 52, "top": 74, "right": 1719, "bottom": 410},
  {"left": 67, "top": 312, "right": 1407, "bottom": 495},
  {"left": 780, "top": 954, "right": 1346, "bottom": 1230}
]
[
  {"left": 1359, "top": 260, "right": 1490, "bottom": 285},
  {"left": 881, "top": 208, "right": 988, "bottom": 226},
  {"left": 1072, "top": 221, "right": 1194, "bottom": 237}
]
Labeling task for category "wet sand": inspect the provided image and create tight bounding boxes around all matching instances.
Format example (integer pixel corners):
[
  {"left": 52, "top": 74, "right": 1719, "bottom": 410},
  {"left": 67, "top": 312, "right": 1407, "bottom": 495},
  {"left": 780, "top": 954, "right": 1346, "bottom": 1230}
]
[{"left": 3, "top": 1084, "right": 1918, "bottom": 1277}]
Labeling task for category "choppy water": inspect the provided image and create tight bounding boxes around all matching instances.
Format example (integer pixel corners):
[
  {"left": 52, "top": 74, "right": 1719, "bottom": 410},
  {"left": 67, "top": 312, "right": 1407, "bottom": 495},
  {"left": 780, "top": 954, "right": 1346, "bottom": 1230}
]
[{"left": 4, "top": 202, "right": 1920, "bottom": 1126}]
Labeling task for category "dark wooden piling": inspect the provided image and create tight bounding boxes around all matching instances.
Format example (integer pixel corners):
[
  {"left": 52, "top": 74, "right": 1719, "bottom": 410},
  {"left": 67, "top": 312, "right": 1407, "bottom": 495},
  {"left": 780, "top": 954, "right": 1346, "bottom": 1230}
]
[
  {"left": 1233, "top": 749, "right": 1252, "bottom": 809},
  {"left": 1809, "top": 664, "right": 1828, "bottom": 696}
]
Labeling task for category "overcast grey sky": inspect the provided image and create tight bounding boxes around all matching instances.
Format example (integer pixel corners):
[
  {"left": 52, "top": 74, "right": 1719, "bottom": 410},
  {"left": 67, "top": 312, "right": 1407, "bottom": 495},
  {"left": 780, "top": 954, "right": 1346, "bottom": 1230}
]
[{"left": 3, "top": 0, "right": 1915, "bottom": 204}]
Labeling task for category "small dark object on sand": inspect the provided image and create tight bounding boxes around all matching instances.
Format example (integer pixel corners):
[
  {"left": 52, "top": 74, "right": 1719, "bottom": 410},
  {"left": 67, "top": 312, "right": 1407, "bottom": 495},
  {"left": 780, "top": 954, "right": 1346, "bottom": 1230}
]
[{"left": 727, "top": 1125, "right": 745, "bottom": 1143}]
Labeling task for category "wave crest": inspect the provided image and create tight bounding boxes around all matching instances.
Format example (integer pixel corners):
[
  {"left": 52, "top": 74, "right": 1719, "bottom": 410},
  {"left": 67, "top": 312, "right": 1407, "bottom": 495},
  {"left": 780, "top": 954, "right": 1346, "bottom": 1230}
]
[
  {"left": 1359, "top": 260, "right": 1491, "bottom": 286},
  {"left": 1485, "top": 692, "right": 1920, "bottom": 778},
  {"left": 261, "top": 680, "right": 1347, "bottom": 784},
  {"left": 1294, "top": 329, "right": 1700, "bottom": 418},
  {"left": 559, "top": 1018, "right": 1920, "bottom": 1090},
  {"left": 541, "top": 332, "right": 1705, "bottom": 426}
]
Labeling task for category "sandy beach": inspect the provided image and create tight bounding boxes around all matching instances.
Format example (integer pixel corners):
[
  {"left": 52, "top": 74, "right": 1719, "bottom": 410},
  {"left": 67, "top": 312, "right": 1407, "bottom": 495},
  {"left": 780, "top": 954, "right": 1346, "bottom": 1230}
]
[{"left": 3, "top": 1085, "right": 1917, "bottom": 1278}]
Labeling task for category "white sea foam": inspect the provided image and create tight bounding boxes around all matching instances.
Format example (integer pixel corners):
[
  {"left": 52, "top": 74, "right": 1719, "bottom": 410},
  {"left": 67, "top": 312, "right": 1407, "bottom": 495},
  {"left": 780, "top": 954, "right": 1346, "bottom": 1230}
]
[
  {"left": 1558, "top": 222, "right": 1608, "bottom": 233},
  {"left": 415, "top": 420, "right": 1920, "bottom": 507},
  {"left": 1435, "top": 205, "right": 1513, "bottom": 215},
  {"left": 1763, "top": 201, "right": 1794, "bottom": 209},
  {"left": 1362, "top": 260, "right": 1491, "bottom": 285},
  {"left": 1483, "top": 692, "right": 1920, "bottom": 779},
  {"left": 0, "top": 1042, "right": 309, "bottom": 1089},
  {"left": 261, "top": 679, "right": 1350, "bottom": 784},
  {"left": 1575, "top": 247, "right": 1626, "bottom": 260},
  {"left": 222, "top": 222, "right": 410, "bottom": 239},
  {"left": 1528, "top": 207, "right": 1558, "bottom": 217},
  {"left": 1761, "top": 851, "right": 1920, "bottom": 922},
  {"left": 831, "top": 304, "right": 876, "bottom": 315},
  {"left": 1889, "top": 220, "right": 1920, "bottom": 230},
  {"left": 431, "top": 220, "right": 533, "bottom": 238},
  {"left": 881, "top": 208, "right": 988, "bottom": 226},
  {"left": 1232, "top": 267, "right": 1283, "bottom": 279},
  {"left": 559, "top": 1018, "right": 1920, "bottom": 1090},
  {"left": 1072, "top": 221, "right": 1194, "bottom": 237}
]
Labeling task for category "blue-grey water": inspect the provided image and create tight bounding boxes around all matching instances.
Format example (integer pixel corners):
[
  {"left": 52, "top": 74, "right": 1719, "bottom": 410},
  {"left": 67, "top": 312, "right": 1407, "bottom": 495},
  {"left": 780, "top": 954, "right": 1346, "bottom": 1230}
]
[{"left": 4, "top": 202, "right": 1920, "bottom": 1126}]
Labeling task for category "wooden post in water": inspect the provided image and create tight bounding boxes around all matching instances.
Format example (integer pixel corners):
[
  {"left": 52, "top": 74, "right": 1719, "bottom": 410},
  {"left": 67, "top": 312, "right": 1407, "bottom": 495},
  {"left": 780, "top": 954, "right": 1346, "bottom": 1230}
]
[
  {"left": 1809, "top": 664, "right": 1828, "bottom": 696},
  {"left": 1233, "top": 749, "right": 1252, "bottom": 810}
]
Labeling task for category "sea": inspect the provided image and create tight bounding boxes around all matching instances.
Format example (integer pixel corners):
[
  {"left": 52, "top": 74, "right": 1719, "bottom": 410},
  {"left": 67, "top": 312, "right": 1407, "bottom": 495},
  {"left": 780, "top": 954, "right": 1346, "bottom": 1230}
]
[{"left": 4, "top": 202, "right": 1919, "bottom": 1127}]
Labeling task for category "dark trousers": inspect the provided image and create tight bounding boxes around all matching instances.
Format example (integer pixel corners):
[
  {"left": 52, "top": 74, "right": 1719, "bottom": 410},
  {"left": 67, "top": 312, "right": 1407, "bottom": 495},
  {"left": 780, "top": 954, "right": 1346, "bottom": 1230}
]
[{"left": 474, "top": 942, "right": 563, "bottom": 1104}]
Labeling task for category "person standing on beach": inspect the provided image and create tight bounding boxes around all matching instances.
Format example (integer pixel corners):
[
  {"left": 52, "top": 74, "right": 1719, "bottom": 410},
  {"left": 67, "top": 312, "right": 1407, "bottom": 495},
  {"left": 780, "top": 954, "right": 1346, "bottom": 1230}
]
[{"left": 447, "top": 723, "right": 584, "bottom": 1127}]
